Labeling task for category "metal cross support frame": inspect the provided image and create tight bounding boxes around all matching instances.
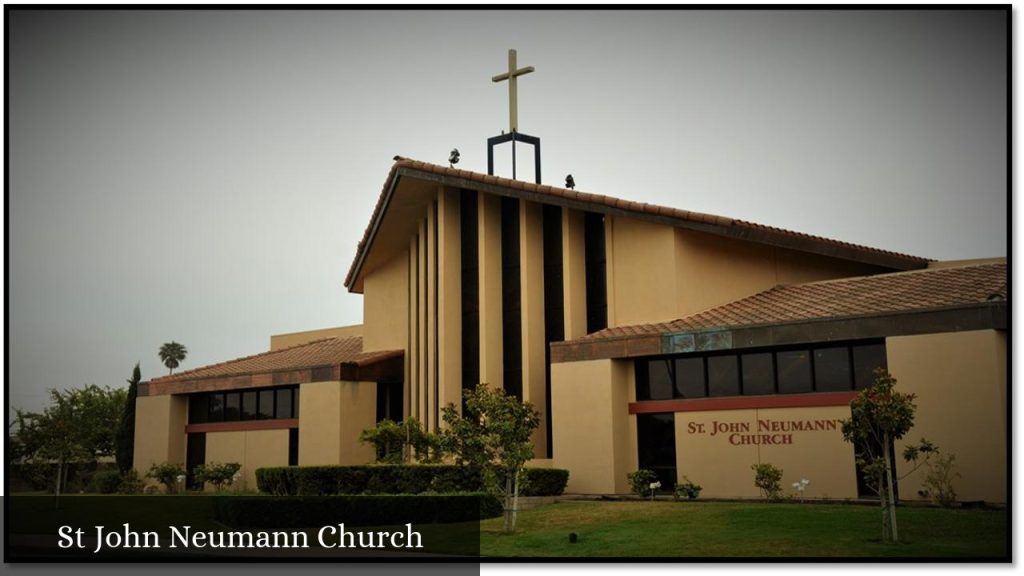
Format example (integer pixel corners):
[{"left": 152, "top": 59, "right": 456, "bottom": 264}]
[{"left": 487, "top": 131, "right": 541, "bottom": 185}]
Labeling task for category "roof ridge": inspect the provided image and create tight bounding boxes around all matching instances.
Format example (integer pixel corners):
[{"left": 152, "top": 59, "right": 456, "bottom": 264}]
[{"left": 150, "top": 336, "right": 362, "bottom": 383}]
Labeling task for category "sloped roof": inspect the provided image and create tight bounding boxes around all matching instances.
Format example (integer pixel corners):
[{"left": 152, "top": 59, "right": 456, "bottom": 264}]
[
  {"left": 344, "top": 157, "right": 931, "bottom": 291},
  {"left": 582, "top": 262, "right": 1007, "bottom": 341},
  {"left": 148, "top": 336, "right": 401, "bottom": 385},
  {"left": 551, "top": 262, "right": 1007, "bottom": 362}
]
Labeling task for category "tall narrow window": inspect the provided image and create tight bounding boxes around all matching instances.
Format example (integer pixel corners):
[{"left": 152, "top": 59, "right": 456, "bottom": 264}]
[
  {"left": 460, "top": 190, "right": 480, "bottom": 394},
  {"left": 584, "top": 211, "right": 607, "bottom": 333},
  {"left": 541, "top": 204, "right": 564, "bottom": 458},
  {"left": 501, "top": 196, "right": 522, "bottom": 399},
  {"left": 288, "top": 429, "right": 299, "bottom": 466}
]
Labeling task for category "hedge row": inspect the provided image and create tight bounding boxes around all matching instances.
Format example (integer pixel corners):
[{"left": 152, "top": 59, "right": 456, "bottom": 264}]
[
  {"left": 255, "top": 465, "right": 484, "bottom": 496},
  {"left": 212, "top": 494, "right": 502, "bottom": 528},
  {"left": 517, "top": 468, "right": 570, "bottom": 497},
  {"left": 255, "top": 465, "right": 570, "bottom": 497}
]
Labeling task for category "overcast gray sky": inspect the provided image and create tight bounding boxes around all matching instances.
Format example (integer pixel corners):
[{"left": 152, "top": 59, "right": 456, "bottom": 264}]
[{"left": 9, "top": 9, "right": 1007, "bottom": 413}]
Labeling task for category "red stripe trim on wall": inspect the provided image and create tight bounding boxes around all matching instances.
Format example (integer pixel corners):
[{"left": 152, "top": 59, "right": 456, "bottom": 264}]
[
  {"left": 184, "top": 419, "right": 298, "bottom": 434},
  {"left": 628, "top": 392, "right": 858, "bottom": 414}
]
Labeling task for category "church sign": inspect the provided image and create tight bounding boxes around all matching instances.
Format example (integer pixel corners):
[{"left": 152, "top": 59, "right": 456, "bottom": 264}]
[{"left": 686, "top": 417, "right": 845, "bottom": 446}]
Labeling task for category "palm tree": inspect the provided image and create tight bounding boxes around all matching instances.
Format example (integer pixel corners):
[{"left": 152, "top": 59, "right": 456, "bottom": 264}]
[{"left": 159, "top": 342, "right": 188, "bottom": 375}]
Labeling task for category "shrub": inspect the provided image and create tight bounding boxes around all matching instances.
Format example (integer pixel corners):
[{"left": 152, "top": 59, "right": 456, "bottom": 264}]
[
  {"left": 673, "top": 477, "right": 702, "bottom": 500},
  {"left": 921, "top": 453, "right": 959, "bottom": 507},
  {"left": 118, "top": 470, "right": 145, "bottom": 494},
  {"left": 194, "top": 462, "right": 241, "bottom": 491},
  {"left": 255, "top": 465, "right": 484, "bottom": 496},
  {"left": 752, "top": 463, "right": 784, "bottom": 500},
  {"left": 627, "top": 469, "right": 659, "bottom": 496},
  {"left": 147, "top": 462, "right": 185, "bottom": 494},
  {"left": 496, "top": 468, "right": 569, "bottom": 496},
  {"left": 90, "top": 470, "right": 124, "bottom": 494}
]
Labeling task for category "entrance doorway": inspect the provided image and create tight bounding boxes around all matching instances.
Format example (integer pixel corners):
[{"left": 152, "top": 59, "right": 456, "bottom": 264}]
[{"left": 636, "top": 413, "right": 677, "bottom": 491}]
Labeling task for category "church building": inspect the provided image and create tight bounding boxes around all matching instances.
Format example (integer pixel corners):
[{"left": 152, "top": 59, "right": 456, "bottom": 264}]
[{"left": 133, "top": 52, "right": 1007, "bottom": 504}]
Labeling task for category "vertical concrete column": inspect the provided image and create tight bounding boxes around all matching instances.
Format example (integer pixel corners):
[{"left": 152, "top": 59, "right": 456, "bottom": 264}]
[
  {"left": 407, "top": 239, "right": 417, "bottom": 422},
  {"left": 551, "top": 359, "right": 632, "bottom": 494},
  {"left": 437, "top": 187, "right": 463, "bottom": 421},
  {"left": 426, "top": 201, "right": 438, "bottom": 431},
  {"left": 299, "top": 381, "right": 377, "bottom": 466},
  {"left": 562, "top": 209, "right": 588, "bottom": 340},
  {"left": 417, "top": 219, "right": 428, "bottom": 422},
  {"left": 478, "top": 193, "right": 504, "bottom": 391},
  {"left": 133, "top": 394, "right": 187, "bottom": 476},
  {"left": 520, "top": 200, "right": 547, "bottom": 456},
  {"left": 298, "top": 381, "right": 342, "bottom": 465}
]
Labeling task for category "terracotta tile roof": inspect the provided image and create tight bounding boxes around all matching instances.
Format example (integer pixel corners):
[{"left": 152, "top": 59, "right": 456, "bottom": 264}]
[
  {"left": 149, "top": 337, "right": 401, "bottom": 384},
  {"left": 344, "top": 157, "right": 931, "bottom": 290},
  {"left": 577, "top": 262, "right": 1007, "bottom": 342}
]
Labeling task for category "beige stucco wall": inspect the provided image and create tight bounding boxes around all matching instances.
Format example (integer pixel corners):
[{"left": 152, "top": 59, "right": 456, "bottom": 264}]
[
  {"left": 673, "top": 228, "right": 886, "bottom": 320},
  {"left": 269, "top": 324, "right": 364, "bottom": 351},
  {"left": 520, "top": 200, "right": 548, "bottom": 456},
  {"left": 362, "top": 247, "right": 410, "bottom": 353},
  {"left": 606, "top": 216, "right": 678, "bottom": 327},
  {"left": 298, "top": 380, "right": 377, "bottom": 466},
  {"left": 133, "top": 395, "right": 187, "bottom": 476},
  {"left": 204, "top": 428, "right": 290, "bottom": 491},
  {"left": 887, "top": 330, "right": 1007, "bottom": 504},
  {"left": 551, "top": 359, "right": 634, "bottom": 494},
  {"left": 676, "top": 406, "right": 857, "bottom": 499}
]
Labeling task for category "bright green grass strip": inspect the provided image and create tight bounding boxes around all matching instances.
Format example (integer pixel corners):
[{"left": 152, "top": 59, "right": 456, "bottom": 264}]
[{"left": 479, "top": 501, "right": 1007, "bottom": 558}]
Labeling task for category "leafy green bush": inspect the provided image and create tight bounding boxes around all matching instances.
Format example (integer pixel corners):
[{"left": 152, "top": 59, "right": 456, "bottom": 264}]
[
  {"left": 627, "top": 469, "right": 659, "bottom": 496},
  {"left": 673, "top": 477, "right": 702, "bottom": 500},
  {"left": 752, "top": 463, "right": 784, "bottom": 500},
  {"left": 118, "top": 470, "right": 145, "bottom": 494},
  {"left": 194, "top": 462, "right": 241, "bottom": 491},
  {"left": 922, "top": 453, "right": 960, "bottom": 507},
  {"left": 147, "top": 462, "right": 185, "bottom": 494},
  {"left": 90, "top": 470, "right": 124, "bottom": 494},
  {"left": 255, "top": 465, "right": 484, "bottom": 496}
]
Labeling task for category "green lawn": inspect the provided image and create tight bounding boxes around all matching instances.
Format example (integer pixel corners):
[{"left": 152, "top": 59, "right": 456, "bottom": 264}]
[{"left": 479, "top": 500, "right": 1008, "bottom": 559}]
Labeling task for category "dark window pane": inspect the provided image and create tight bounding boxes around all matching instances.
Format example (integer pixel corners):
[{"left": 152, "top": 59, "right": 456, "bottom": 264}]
[
  {"left": 258, "top": 390, "right": 274, "bottom": 419},
  {"left": 293, "top": 387, "right": 300, "bottom": 418},
  {"left": 208, "top": 393, "right": 224, "bottom": 422},
  {"left": 647, "top": 359, "right": 674, "bottom": 400},
  {"left": 853, "top": 343, "right": 887, "bottom": 390},
  {"left": 741, "top": 353, "right": 774, "bottom": 395},
  {"left": 814, "top": 347, "right": 852, "bottom": 392},
  {"left": 707, "top": 356, "right": 740, "bottom": 397},
  {"left": 777, "top": 350, "right": 813, "bottom": 394},
  {"left": 188, "top": 395, "right": 209, "bottom": 424},
  {"left": 241, "top": 391, "right": 257, "bottom": 421},
  {"left": 275, "top": 388, "right": 294, "bottom": 419},
  {"left": 224, "top": 393, "right": 241, "bottom": 421},
  {"left": 675, "top": 358, "right": 706, "bottom": 398}
]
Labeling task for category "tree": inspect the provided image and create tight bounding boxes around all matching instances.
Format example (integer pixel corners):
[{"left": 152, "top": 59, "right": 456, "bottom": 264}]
[
  {"left": 115, "top": 363, "right": 141, "bottom": 473},
  {"left": 840, "top": 369, "right": 921, "bottom": 543},
  {"left": 440, "top": 384, "right": 540, "bottom": 534},
  {"left": 12, "top": 385, "right": 127, "bottom": 503},
  {"left": 158, "top": 341, "right": 188, "bottom": 374},
  {"left": 359, "top": 418, "right": 442, "bottom": 464}
]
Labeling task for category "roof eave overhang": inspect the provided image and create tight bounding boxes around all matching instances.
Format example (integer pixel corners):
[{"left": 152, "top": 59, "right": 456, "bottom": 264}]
[
  {"left": 550, "top": 301, "right": 1007, "bottom": 363},
  {"left": 142, "top": 353, "right": 404, "bottom": 396},
  {"left": 344, "top": 166, "right": 928, "bottom": 293}
]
